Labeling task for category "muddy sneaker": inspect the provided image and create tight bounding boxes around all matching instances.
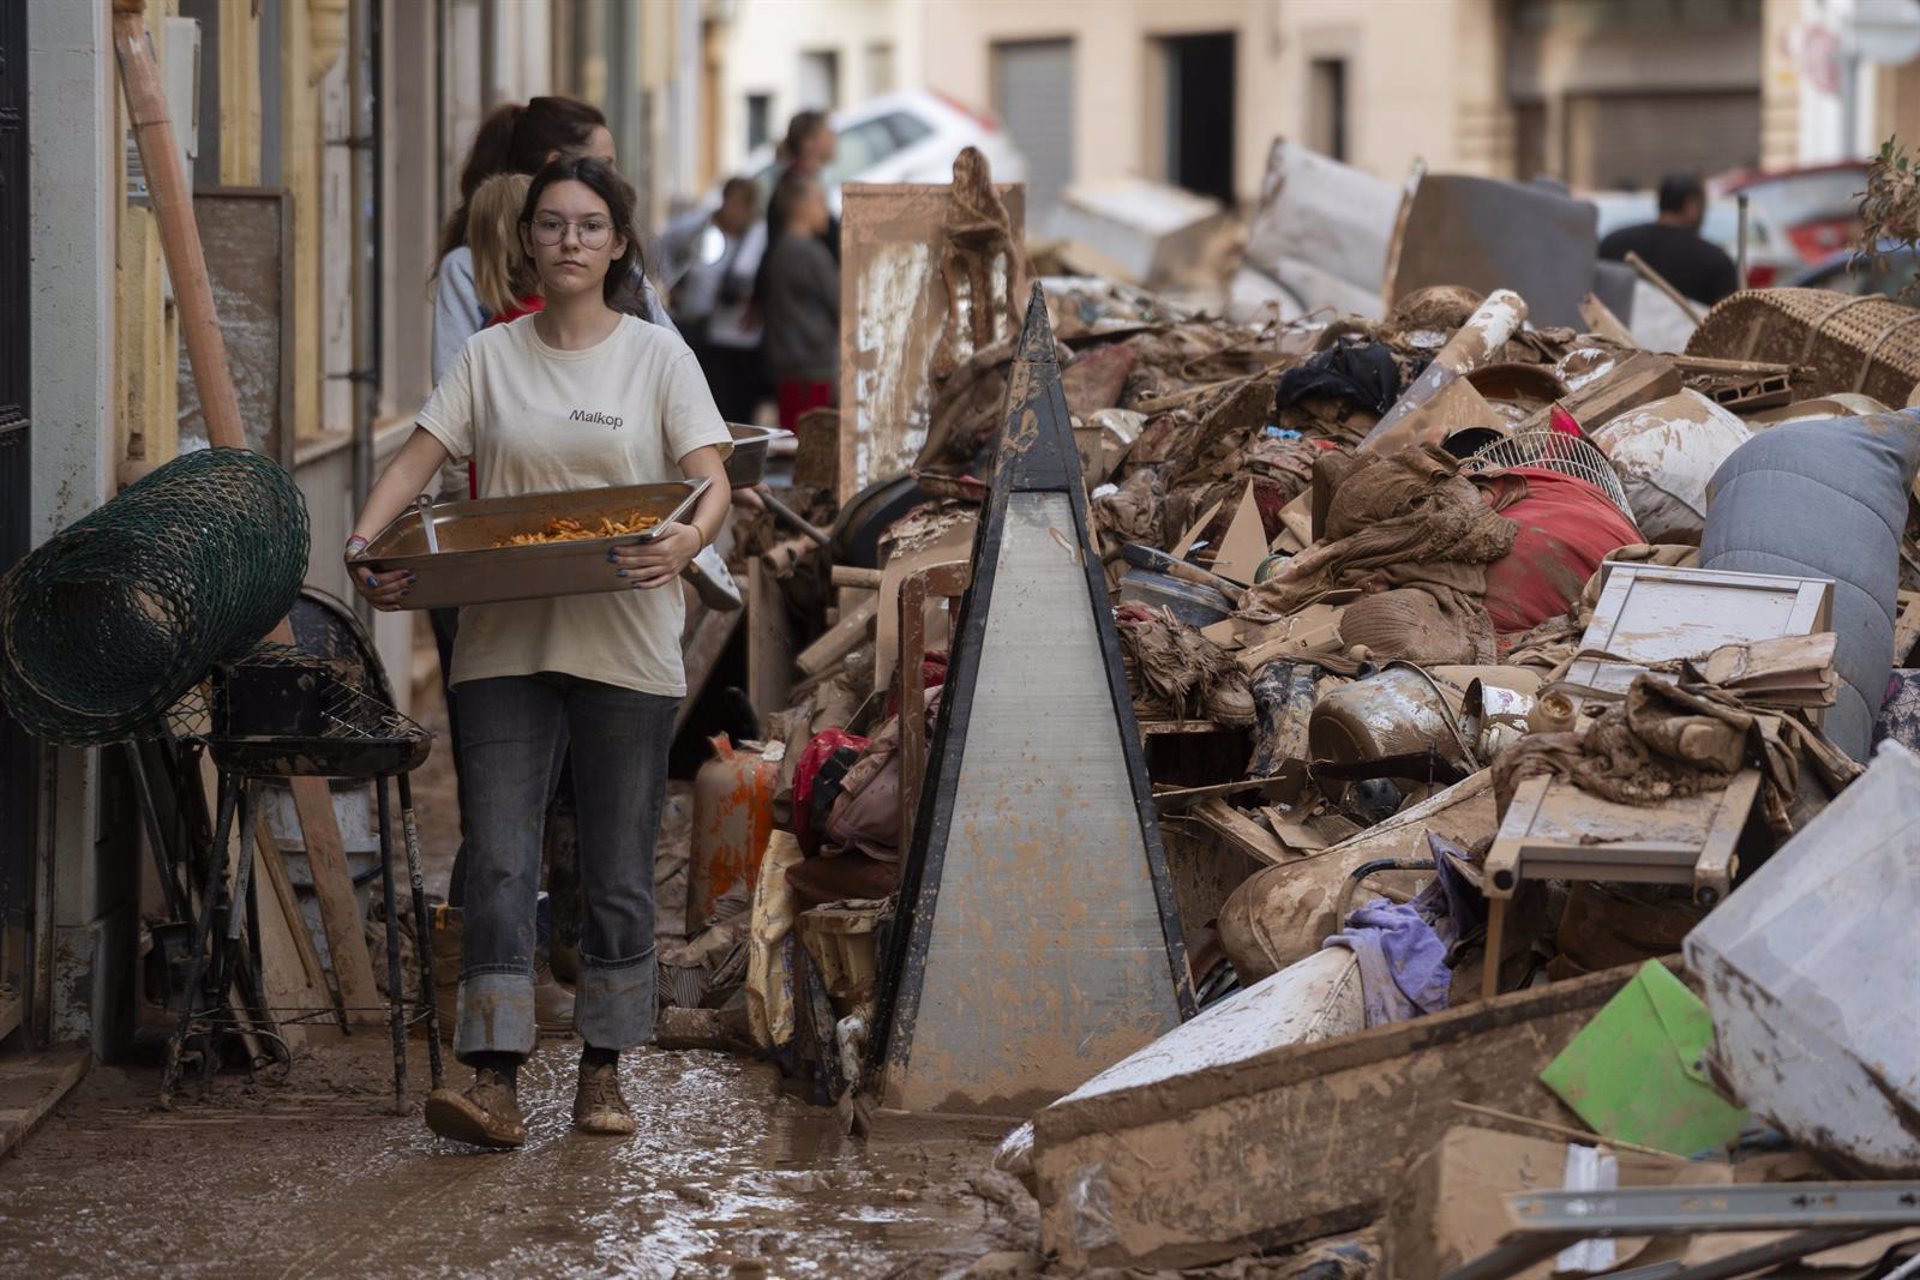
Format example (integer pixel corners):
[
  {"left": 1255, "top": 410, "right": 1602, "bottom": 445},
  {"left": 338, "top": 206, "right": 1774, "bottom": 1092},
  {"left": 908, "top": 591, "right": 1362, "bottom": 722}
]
[
  {"left": 572, "top": 1062, "right": 636, "bottom": 1136},
  {"left": 424, "top": 1069, "right": 526, "bottom": 1149}
]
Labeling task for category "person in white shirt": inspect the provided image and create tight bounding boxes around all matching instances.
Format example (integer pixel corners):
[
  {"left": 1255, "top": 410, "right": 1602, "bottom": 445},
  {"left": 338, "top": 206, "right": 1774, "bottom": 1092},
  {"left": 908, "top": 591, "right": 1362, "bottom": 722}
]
[{"left": 347, "top": 156, "right": 731, "bottom": 1149}]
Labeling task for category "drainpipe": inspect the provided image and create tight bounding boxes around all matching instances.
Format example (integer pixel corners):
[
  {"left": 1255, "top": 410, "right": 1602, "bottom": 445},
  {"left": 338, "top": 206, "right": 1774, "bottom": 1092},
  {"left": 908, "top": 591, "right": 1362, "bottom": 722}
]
[{"left": 344, "top": 0, "right": 382, "bottom": 621}]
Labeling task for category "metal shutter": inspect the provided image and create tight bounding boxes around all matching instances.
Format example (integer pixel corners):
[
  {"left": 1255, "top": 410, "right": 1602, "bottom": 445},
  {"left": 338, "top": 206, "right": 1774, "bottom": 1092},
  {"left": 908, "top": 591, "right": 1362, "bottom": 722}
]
[
  {"left": 1567, "top": 92, "right": 1761, "bottom": 192},
  {"left": 992, "top": 39, "right": 1075, "bottom": 231}
]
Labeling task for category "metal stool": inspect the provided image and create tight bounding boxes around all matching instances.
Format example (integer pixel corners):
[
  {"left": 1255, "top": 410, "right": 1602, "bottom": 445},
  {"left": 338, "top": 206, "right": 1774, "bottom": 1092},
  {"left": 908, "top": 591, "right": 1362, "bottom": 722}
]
[{"left": 160, "top": 648, "right": 444, "bottom": 1111}]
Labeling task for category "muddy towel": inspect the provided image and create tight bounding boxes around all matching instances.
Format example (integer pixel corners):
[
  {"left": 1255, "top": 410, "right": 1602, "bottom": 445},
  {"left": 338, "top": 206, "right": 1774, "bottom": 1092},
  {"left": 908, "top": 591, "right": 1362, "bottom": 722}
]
[{"left": 1251, "top": 446, "right": 1517, "bottom": 665}]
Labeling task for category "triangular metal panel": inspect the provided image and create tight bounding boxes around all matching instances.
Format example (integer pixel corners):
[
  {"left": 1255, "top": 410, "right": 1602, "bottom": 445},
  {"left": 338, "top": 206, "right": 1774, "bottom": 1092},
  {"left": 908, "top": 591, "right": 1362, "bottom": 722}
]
[{"left": 875, "top": 285, "right": 1194, "bottom": 1114}]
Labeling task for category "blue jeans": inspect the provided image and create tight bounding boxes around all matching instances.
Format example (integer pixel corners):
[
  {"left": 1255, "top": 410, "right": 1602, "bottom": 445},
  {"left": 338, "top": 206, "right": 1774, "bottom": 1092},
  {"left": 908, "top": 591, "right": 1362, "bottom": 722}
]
[{"left": 451, "top": 673, "right": 676, "bottom": 1060}]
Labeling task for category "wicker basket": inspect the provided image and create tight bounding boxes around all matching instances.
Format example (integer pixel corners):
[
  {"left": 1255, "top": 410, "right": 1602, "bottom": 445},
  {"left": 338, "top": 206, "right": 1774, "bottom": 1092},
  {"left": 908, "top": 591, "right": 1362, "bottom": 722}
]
[{"left": 1685, "top": 288, "right": 1920, "bottom": 407}]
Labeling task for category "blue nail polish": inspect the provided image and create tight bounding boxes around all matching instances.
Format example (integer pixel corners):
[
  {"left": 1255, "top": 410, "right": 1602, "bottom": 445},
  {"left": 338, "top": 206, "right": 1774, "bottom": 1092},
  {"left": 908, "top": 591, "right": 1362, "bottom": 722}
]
[
  {"left": 366, "top": 574, "right": 378, "bottom": 587},
  {"left": 616, "top": 569, "right": 627, "bottom": 577}
]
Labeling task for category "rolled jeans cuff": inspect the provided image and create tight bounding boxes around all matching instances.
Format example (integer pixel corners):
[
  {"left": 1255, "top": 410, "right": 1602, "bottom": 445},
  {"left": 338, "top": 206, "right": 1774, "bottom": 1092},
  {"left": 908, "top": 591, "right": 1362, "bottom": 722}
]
[
  {"left": 576, "top": 951, "right": 657, "bottom": 1051},
  {"left": 454, "top": 970, "right": 537, "bottom": 1061}
]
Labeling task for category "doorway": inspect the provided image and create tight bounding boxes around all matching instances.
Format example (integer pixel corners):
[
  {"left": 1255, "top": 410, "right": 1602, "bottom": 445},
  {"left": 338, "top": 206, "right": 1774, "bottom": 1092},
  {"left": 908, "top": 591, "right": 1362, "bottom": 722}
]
[{"left": 1159, "top": 32, "right": 1235, "bottom": 204}]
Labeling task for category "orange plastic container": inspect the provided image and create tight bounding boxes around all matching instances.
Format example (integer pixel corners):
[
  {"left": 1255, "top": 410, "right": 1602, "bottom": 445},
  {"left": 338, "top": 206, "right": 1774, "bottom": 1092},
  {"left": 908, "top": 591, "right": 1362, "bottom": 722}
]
[{"left": 689, "top": 735, "right": 776, "bottom": 933}]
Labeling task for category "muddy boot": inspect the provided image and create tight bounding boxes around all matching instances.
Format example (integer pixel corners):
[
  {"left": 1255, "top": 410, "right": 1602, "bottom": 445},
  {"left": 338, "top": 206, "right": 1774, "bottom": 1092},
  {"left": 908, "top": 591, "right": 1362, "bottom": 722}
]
[
  {"left": 424, "top": 1067, "right": 526, "bottom": 1149},
  {"left": 534, "top": 957, "right": 576, "bottom": 1036},
  {"left": 572, "top": 1057, "right": 635, "bottom": 1135}
]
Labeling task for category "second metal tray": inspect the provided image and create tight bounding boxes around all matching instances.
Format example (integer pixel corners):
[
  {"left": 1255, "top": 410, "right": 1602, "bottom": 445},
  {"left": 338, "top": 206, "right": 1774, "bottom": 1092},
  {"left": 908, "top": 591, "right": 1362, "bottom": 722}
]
[{"left": 350, "top": 479, "right": 708, "bottom": 610}]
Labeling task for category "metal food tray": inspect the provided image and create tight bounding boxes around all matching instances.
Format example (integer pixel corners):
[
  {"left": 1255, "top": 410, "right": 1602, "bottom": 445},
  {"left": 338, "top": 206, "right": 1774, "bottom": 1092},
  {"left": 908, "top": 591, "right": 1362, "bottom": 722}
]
[
  {"left": 723, "top": 422, "right": 791, "bottom": 488},
  {"left": 349, "top": 478, "right": 708, "bottom": 610}
]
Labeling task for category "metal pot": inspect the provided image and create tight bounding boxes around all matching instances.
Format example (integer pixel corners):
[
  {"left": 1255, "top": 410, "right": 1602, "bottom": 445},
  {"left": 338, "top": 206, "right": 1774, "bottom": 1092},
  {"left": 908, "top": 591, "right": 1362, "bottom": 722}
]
[{"left": 1308, "top": 662, "right": 1478, "bottom": 774}]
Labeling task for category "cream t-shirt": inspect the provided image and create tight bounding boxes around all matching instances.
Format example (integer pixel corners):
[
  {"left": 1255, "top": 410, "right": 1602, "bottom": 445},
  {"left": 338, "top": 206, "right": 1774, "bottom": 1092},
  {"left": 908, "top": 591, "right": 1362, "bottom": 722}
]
[{"left": 416, "top": 313, "right": 731, "bottom": 697}]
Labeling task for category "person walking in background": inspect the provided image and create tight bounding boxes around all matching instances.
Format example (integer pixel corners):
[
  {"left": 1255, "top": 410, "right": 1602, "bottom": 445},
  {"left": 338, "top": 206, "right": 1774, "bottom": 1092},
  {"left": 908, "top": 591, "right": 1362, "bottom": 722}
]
[
  {"left": 468, "top": 173, "right": 544, "bottom": 330},
  {"left": 670, "top": 177, "right": 765, "bottom": 423},
  {"left": 762, "top": 170, "right": 840, "bottom": 430},
  {"left": 1598, "top": 174, "right": 1739, "bottom": 307}
]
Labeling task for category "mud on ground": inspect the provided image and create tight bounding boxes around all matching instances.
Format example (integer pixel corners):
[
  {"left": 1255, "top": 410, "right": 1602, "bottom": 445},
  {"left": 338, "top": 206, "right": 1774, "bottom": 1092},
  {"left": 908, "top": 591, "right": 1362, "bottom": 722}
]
[{"left": 0, "top": 1038, "right": 1038, "bottom": 1278}]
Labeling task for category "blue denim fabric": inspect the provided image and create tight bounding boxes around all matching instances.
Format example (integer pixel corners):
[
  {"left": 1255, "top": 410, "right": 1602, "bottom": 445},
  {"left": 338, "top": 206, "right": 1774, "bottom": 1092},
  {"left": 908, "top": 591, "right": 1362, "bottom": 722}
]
[{"left": 450, "top": 673, "right": 675, "bottom": 1060}]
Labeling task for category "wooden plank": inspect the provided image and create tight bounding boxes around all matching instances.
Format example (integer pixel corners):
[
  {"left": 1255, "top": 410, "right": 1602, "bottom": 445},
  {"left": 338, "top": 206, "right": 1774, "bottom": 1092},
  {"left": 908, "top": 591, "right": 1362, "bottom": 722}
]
[
  {"left": 838, "top": 182, "right": 1025, "bottom": 505},
  {"left": 286, "top": 775, "right": 380, "bottom": 1023},
  {"left": 795, "top": 592, "right": 878, "bottom": 679},
  {"left": 1031, "top": 963, "right": 1642, "bottom": 1270},
  {"left": 254, "top": 812, "right": 327, "bottom": 1041},
  {"left": 747, "top": 558, "right": 793, "bottom": 718},
  {"left": 1579, "top": 292, "right": 1639, "bottom": 347},
  {"left": 1188, "top": 799, "right": 1287, "bottom": 867},
  {"left": 1895, "top": 592, "right": 1920, "bottom": 668}
]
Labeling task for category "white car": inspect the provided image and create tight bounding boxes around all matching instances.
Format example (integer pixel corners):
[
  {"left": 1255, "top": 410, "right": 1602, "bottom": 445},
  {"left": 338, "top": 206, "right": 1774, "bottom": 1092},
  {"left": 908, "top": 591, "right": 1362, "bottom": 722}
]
[{"left": 659, "top": 90, "right": 1027, "bottom": 286}]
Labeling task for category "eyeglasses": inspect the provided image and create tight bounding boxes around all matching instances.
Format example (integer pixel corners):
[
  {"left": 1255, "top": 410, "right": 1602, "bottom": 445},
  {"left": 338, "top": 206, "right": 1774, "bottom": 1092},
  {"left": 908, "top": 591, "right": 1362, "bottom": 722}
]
[{"left": 528, "top": 216, "right": 614, "bottom": 249}]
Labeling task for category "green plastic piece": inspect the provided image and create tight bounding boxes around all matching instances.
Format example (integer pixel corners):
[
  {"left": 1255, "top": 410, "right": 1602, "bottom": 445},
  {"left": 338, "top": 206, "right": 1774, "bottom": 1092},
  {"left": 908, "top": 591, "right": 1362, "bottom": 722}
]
[{"left": 1539, "top": 960, "right": 1750, "bottom": 1157}]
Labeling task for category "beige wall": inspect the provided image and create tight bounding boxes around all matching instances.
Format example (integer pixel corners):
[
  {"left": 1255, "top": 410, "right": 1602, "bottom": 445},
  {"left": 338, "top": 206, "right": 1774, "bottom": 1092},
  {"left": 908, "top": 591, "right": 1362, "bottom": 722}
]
[
  {"left": 718, "top": 0, "right": 920, "bottom": 175},
  {"left": 917, "top": 0, "right": 1498, "bottom": 208}
]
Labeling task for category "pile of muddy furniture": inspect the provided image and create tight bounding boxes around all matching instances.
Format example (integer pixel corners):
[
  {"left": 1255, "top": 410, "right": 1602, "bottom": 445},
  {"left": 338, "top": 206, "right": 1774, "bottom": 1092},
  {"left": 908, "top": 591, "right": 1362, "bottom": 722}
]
[{"left": 676, "top": 142, "right": 1920, "bottom": 1277}]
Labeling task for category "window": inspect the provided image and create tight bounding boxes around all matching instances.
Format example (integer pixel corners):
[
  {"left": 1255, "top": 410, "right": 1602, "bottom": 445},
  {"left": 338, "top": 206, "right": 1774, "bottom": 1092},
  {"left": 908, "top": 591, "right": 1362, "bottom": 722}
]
[
  {"left": 866, "top": 42, "right": 894, "bottom": 96},
  {"left": 883, "top": 111, "right": 932, "bottom": 149},
  {"left": 746, "top": 93, "right": 772, "bottom": 151},
  {"left": 798, "top": 49, "right": 840, "bottom": 111},
  {"left": 1307, "top": 58, "right": 1348, "bottom": 162},
  {"left": 822, "top": 117, "right": 903, "bottom": 186}
]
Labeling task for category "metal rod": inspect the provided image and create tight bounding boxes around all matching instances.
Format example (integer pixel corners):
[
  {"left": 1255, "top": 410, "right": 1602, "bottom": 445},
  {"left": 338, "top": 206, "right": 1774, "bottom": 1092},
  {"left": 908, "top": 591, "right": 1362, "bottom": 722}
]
[
  {"left": 161, "top": 773, "right": 239, "bottom": 1107},
  {"left": 759, "top": 488, "right": 832, "bottom": 547},
  {"left": 376, "top": 776, "right": 407, "bottom": 1114},
  {"left": 122, "top": 741, "right": 191, "bottom": 923},
  {"left": 396, "top": 772, "right": 444, "bottom": 1089},
  {"left": 1735, "top": 193, "right": 1750, "bottom": 292},
  {"left": 1505, "top": 1183, "right": 1920, "bottom": 1236},
  {"left": 1604, "top": 1230, "right": 1873, "bottom": 1280}
]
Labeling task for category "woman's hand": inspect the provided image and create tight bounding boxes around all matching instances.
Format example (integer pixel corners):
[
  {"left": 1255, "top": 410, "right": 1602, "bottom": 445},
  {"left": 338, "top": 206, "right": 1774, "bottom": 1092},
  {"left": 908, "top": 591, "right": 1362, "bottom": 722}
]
[
  {"left": 347, "top": 542, "right": 415, "bottom": 611},
  {"left": 610, "top": 523, "right": 702, "bottom": 589}
]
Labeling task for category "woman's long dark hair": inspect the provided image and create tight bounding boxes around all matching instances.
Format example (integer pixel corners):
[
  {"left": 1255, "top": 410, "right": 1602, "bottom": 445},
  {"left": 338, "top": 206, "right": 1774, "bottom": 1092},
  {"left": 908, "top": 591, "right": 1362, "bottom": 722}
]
[
  {"left": 436, "top": 96, "right": 609, "bottom": 262},
  {"left": 520, "top": 156, "right": 642, "bottom": 307}
]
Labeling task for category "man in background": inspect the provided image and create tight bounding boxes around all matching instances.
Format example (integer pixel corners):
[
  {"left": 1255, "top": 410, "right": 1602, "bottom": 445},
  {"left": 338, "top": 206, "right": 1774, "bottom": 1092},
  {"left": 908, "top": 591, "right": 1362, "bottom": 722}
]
[
  {"left": 669, "top": 176, "right": 765, "bottom": 423},
  {"left": 1599, "top": 173, "right": 1739, "bottom": 307}
]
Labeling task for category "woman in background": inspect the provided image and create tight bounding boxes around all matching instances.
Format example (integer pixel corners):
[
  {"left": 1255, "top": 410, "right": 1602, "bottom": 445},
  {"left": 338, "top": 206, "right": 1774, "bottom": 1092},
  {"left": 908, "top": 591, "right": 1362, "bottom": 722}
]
[{"left": 761, "top": 170, "right": 840, "bottom": 431}]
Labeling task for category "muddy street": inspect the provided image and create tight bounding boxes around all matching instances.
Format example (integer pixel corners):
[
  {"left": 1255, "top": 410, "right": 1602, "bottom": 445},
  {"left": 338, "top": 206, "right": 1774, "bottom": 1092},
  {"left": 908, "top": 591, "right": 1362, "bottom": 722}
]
[{"left": 0, "top": 1045, "right": 1030, "bottom": 1278}]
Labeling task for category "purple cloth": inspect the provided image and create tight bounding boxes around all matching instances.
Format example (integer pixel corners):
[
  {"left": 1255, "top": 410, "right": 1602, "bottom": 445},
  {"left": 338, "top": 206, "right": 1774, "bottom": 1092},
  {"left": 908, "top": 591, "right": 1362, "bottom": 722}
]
[{"left": 1323, "top": 902, "right": 1450, "bottom": 1027}]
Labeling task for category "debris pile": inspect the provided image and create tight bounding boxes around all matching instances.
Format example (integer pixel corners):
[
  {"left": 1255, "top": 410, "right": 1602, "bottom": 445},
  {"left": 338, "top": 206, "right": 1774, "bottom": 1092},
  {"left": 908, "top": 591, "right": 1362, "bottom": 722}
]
[{"left": 694, "top": 142, "right": 1920, "bottom": 1277}]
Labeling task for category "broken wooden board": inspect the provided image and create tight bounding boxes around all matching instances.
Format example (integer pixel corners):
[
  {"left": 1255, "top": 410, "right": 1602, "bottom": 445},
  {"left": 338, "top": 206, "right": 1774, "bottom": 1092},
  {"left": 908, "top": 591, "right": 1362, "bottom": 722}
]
[
  {"left": 1031, "top": 962, "right": 1644, "bottom": 1271},
  {"left": 286, "top": 775, "right": 380, "bottom": 1022},
  {"left": 839, "top": 182, "right": 1025, "bottom": 505},
  {"left": 747, "top": 558, "right": 793, "bottom": 716},
  {"left": 873, "top": 286, "right": 1192, "bottom": 1115},
  {"left": 253, "top": 812, "right": 328, "bottom": 1045}
]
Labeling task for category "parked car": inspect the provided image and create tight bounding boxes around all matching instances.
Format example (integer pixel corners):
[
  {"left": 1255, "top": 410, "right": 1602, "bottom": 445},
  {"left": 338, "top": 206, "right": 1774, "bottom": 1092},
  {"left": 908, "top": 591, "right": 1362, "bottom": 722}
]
[
  {"left": 1584, "top": 190, "right": 1798, "bottom": 287},
  {"left": 1710, "top": 161, "right": 1871, "bottom": 266},
  {"left": 659, "top": 89, "right": 1028, "bottom": 286},
  {"left": 1788, "top": 241, "right": 1919, "bottom": 297}
]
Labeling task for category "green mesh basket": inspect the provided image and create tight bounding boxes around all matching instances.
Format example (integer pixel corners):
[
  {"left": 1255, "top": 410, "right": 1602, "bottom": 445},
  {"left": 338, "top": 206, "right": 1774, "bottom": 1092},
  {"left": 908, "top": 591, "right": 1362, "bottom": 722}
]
[{"left": 0, "top": 448, "right": 310, "bottom": 745}]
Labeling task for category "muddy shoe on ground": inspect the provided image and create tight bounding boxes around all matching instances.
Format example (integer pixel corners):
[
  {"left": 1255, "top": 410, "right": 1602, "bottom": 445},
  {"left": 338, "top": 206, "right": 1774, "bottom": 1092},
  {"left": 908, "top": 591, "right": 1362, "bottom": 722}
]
[
  {"left": 572, "top": 1061, "right": 636, "bottom": 1135},
  {"left": 534, "top": 958, "right": 576, "bottom": 1036},
  {"left": 424, "top": 1069, "right": 526, "bottom": 1149}
]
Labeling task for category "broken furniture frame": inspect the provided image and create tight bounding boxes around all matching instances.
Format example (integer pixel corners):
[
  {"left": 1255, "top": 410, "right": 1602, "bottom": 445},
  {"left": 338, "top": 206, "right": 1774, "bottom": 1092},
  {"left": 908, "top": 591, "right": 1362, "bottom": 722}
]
[
  {"left": 1479, "top": 771, "right": 1763, "bottom": 1002},
  {"left": 896, "top": 559, "right": 970, "bottom": 856},
  {"left": 1439, "top": 1183, "right": 1920, "bottom": 1280}
]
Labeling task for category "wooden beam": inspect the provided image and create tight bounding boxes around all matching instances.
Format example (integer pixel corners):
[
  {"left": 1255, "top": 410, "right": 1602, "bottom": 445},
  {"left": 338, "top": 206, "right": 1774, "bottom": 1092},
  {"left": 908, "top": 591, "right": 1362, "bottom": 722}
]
[
  {"left": 287, "top": 778, "right": 380, "bottom": 1021},
  {"left": 795, "top": 592, "right": 878, "bottom": 679},
  {"left": 747, "top": 558, "right": 793, "bottom": 718},
  {"left": 255, "top": 812, "right": 329, "bottom": 1038}
]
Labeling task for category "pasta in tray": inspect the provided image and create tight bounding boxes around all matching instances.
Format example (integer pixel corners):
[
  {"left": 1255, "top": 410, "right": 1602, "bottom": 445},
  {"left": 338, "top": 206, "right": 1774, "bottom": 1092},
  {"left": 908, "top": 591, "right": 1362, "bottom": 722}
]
[{"left": 492, "top": 511, "right": 663, "bottom": 548}]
